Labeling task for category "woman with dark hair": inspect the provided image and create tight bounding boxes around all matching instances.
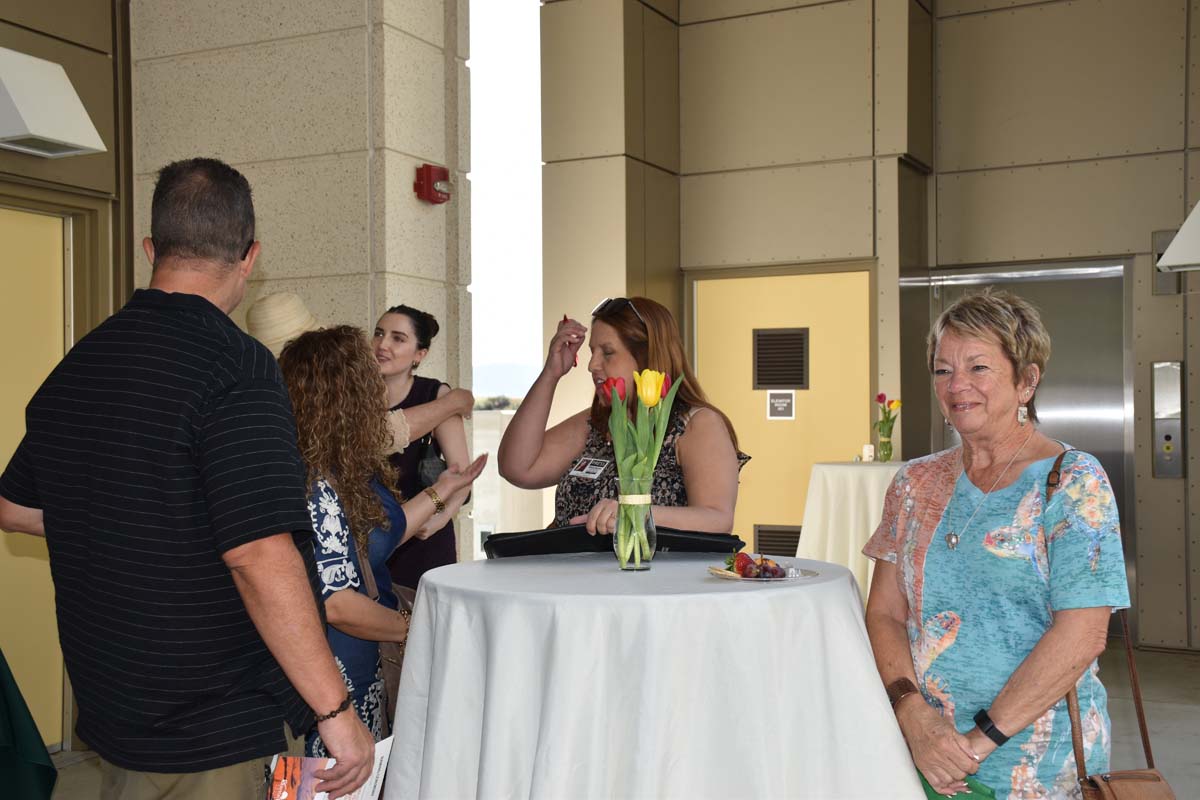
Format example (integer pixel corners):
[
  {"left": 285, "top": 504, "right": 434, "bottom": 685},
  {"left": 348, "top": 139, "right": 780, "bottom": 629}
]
[
  {"left": 498, "top": 296, "right": 749, "bottom": 534},
  {"left": 373, "top": 305, "right": 472, "bottom": 589},
  {"left": 279, "top": 326, "right": 485, "bottom": 755}
]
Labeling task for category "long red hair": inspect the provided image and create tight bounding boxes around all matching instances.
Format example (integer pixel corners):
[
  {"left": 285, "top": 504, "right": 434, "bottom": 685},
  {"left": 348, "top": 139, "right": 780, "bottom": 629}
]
[{"left": 588, "top": 297, "right": 739, "bottom": 449}]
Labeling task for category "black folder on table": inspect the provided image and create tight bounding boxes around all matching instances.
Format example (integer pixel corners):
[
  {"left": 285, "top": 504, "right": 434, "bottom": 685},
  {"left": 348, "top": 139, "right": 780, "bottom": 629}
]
[{"left": 483, "top": 524, "right": 745, "bottom": 559}]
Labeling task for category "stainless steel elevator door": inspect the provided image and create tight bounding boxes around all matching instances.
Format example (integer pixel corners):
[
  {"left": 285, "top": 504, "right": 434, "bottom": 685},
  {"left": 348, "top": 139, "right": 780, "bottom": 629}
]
[{"left": 933, "top": 268, "right": 1128, "bottom": 526}]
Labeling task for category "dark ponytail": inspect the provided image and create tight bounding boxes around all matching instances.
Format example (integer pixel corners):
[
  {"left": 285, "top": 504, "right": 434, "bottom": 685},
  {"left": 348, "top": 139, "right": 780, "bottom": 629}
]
[{"left": 384, "top": 304, "right": 440, "bottom": 350}]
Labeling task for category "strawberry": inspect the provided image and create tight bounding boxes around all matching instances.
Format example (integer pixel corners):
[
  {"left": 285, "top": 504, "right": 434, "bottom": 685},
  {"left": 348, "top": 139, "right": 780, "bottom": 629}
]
[{"left": 733, "top": 552, "right": 755, "bottom": 576}]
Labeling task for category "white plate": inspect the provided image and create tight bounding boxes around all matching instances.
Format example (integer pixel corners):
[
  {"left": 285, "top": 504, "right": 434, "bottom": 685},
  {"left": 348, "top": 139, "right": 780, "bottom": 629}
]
[{"left": 708, "top": 556, "right": 818, "bottom": 582}]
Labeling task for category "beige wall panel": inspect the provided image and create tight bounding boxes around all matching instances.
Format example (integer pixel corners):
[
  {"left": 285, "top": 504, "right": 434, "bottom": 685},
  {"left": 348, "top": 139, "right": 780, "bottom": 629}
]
[
  {"left": 644, "top": 164, "right": 681, "bottom": 321},
  {"left": 1130, "top": 253, "right": 1188, "bottom": 647},
  {"left": 543, "top": 157, "right": 631, "bottom": 427},
  {"left": 643, "top": 6, "right": 680, "bottom": 173},
  {"left": 625, "top": 158, "right": 647, "bottom": 289},
  {"left": 456, "top": 59, "right": 471, "bottom": 173},
  {"left": 134, "top": 30, "right": 367, "bottom": 172},
  {"left": 0, "top": 23, "right": 115, "bottom": 195},
  {"left": 680, "top": 0, "right": 831, "bottom": 24},
  {"left": 681, "top": 160, "right": 874, "bottom": 267},
  {"left": 131, "top": 0, "right": 359, "bottom": 60},
  {"left": 937, "top": 0, "right": 1067, "bottom": 15},
  {"left": 936, "top": 155, "right": 1184, "bottom": 265},
  {"left": 898, "top": 162, "right": 929, "bottom": 271},
  {"left": 5, "top": 0, "right": 111, "bottom": 52},
  {"left": 907, "top": 0, "right": 933, "bottom": 167},
  {"left": 456, "top": 0, "right": 470, "bottom": 59},
  {"left": 937, "top": 0, "right": 1185, "bottom": 172},
  {"left": 235, "top": 273, "right": 373, "bottom": 338},
  {"left": 624, "top": 0, "right": 645, "bottom": 161},
  {"left": 874, "top": 0, "right": 908, "bottom": 158},
  {"left": 379, "top": 0, "right": 445, "bottom": 48},
  {"left": 453, "top": 174, "right": 471, "bottom": 286},
  {"left": 245, "top": 153, "right": 370, "bottom": 282},
  {"left": 644, "top": 0, "right": 680, "bottom": 21},
  {"left": 1189, "top": 150, "right": 1200, "bottom": 213},
  {"left": 375, "top": 25, "right": 446, "bottom": 163},
  {"left": 1193, "top": 0, "right": 1200, "bottom": 157},
  {"left": 375, "top": 149, "right": 449, "bottom": 282},
  {"left": 679, "top": 0, "right": 872, "bottom": 173},
  {"left": 542, "top": 0, "right": 626, "bottom": 162}
]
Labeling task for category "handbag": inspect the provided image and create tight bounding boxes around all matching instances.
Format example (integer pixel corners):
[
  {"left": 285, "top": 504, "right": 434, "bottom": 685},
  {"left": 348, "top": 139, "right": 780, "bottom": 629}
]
[
  {"left": 417, "top": 434, "right": 447, "bottom": 487},
  {"left": 1043, "top": 451, "right": 1176, "bottom": 800},
  {"left": 352, "top": 535, "right": 412, "bottom": 735}
]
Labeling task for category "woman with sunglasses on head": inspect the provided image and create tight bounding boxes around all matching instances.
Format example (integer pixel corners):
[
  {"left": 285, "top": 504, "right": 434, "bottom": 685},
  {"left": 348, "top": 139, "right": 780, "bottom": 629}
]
[
  {"left": 499, "top": 296, "right": 749, "bottom": 534},
  {"left": 373, "top": 304, "right": 474, "bottom": 590}
]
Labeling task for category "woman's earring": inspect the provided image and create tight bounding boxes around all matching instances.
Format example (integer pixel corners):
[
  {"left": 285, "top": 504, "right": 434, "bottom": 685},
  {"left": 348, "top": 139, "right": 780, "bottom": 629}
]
[
  {"left": 412, "top": 361, "right": 420, "bottom": 370},
  {"left": 1017, "top": 405, "right": 1029, "bottom": 425}
]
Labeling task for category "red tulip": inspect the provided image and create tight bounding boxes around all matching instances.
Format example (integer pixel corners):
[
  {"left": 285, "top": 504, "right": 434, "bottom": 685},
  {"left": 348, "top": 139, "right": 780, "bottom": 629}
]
[
  {"left": 875, "top": 392, "right": 887, "bottom": 405},
  {"left": 603, "top": 377, "right": 626, "bottom": 402},
  {"left": 615, "top": 376, "right": 626, "bottom": 401},
  {"left": 661, "top": 374, "right": 672, "bottom": 398}
]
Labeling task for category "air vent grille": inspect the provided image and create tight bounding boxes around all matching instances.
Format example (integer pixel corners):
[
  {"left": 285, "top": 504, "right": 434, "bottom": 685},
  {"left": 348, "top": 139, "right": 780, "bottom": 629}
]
[
  {"left": 753, "top": 328, "right": 808, "bottom": 390},
  {"left": 754, "top": 525, "right": 802, "bottom": 557}
]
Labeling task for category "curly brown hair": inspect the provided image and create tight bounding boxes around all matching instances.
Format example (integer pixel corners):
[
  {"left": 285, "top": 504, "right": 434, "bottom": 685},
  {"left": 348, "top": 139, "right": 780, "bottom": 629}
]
[{"left": 278, "top": 325, "right": 400, "bottom": 547}]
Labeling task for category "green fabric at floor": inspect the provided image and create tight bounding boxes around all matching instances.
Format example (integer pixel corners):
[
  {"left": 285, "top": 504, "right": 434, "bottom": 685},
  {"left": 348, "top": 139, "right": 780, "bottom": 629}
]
[{"left": 0, "top": 647, "right": 57, "bottom": 800}]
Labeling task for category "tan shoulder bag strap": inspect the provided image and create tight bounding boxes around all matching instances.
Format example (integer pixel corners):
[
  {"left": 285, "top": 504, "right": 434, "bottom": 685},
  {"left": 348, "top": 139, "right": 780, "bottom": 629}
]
[{"left": 1046, "top": 450, "right": 1155, "bottom": 782}]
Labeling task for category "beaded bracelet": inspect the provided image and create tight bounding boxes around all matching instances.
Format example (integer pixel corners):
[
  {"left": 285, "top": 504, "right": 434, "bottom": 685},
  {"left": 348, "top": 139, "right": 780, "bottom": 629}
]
[{"left": 314, "top": 694, "right": 352, "bottom": 723}]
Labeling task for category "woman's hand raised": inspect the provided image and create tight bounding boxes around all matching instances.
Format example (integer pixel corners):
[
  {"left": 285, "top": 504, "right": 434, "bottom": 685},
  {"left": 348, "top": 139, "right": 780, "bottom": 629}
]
[
  {"left": 543, "top": 317, "right": 586, "bottom": 381},
  {"left": 894, "top": 696, "right": 980, "bottom": 796},
  {"left": 433, "top": 453, "right": 488, "bottom": 499}
]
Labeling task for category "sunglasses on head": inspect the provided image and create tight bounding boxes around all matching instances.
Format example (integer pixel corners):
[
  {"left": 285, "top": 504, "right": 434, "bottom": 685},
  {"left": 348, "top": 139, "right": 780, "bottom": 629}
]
[{"left": 591, "top": 297, "right": 647, "bottom": 328}]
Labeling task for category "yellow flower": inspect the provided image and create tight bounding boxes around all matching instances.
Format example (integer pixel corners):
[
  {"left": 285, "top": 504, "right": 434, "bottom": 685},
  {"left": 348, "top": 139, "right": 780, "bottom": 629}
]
[
  {"left": 888, "top": 399, "right": 902, "bottom": 411},
  {"left": 633, "top": 369, "right": 665, "bottom": 408}
]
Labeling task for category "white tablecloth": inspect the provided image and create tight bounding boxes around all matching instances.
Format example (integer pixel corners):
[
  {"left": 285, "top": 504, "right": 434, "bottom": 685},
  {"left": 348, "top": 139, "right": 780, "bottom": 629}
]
[
  {"left": 384, "top": 552, "right": 922, "bottom": 800},
  {"left": 797, "top": 462, "right": 903, "bottom": 599}
]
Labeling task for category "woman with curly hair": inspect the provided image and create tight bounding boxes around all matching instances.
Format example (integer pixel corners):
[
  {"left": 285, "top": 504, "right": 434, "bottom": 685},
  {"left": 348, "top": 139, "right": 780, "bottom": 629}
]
[{"left": 279, "top": 326, "right": 486, "bottom": 755}]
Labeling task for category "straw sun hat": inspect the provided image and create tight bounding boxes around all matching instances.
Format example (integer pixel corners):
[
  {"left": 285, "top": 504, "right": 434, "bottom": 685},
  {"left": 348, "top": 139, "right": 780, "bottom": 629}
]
[{"left": 245, "top": 292, "right": 321, "bottom": 356}]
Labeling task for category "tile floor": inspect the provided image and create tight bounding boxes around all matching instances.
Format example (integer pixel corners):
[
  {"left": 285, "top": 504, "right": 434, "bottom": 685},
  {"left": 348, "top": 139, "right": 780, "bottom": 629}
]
[{"left": 49, "top": 644, "right": 1199, "bottom": 799}]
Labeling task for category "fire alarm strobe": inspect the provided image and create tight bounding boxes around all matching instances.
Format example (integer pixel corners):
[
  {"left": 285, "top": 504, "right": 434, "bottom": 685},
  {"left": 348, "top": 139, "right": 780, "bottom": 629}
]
[{"left": 414, "top": 163, "right": 451, "bottom": 204}]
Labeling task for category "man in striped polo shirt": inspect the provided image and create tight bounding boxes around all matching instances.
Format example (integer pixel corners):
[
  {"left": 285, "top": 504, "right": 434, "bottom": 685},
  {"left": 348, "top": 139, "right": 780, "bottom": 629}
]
[{"left": 0, "top": 159, "right": 374, "bottom": 799}]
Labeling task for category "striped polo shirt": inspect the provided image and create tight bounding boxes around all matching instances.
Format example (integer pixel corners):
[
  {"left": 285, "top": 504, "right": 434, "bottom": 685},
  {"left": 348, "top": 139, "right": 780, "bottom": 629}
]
[{"left": 0, "top": 288, "right": 316, "bottom": 772}]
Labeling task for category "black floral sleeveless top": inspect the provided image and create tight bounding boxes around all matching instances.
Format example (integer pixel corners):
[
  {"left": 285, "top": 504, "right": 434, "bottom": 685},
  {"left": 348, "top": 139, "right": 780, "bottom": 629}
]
[{"left": 551, "top": 405, "right": 751, "bottom": 527}]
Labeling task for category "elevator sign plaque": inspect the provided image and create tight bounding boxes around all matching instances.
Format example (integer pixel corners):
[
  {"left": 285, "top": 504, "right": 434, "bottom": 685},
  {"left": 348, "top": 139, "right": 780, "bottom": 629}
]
[{"left": 766, "top": 390, "right": 794, "bottom": 420}]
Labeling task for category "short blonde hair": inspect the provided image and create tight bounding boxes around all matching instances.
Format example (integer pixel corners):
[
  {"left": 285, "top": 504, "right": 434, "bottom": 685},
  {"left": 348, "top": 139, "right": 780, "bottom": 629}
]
[{"left": 927, "top": 288, "right": 1051, "bottom": 422}]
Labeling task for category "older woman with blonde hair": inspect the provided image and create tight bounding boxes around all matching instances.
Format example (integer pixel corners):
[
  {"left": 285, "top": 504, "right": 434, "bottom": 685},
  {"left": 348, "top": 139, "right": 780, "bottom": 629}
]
[{"left": 863, "top": 289, "right": 1129, "bottom": 798}]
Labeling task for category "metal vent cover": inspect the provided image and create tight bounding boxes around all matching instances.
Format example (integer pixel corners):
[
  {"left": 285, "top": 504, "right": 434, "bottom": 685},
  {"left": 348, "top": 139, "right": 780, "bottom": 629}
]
[
  {"left": 753, "top": 328, "right": 808, "bottom": 390},
  {"left": 754, "top": 525, "right": 802, "bottom": 557}
]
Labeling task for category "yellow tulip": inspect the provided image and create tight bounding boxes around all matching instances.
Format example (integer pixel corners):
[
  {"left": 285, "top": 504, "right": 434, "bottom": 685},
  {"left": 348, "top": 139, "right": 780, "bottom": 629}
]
[
  {"left": 888, "top": 399, "right": 902, "bottom": 411},
  {"left": 633, "top": 369, "right": 664, "bottom": 408}
]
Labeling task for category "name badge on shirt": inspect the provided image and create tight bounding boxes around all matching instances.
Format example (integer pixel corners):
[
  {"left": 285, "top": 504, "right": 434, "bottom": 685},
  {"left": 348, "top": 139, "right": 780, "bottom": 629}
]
[{"left": 568, "top": 457, "right": 611, "bottom": 480}]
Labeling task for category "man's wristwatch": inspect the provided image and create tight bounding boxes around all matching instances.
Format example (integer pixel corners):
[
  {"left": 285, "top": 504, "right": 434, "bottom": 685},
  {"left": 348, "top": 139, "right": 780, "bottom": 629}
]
[
  {"left": 885, "top": 677, "right": 920, "bottom": 709},
  {"left": 973, "top": 708, "right": 1010, "bottom": 746}
]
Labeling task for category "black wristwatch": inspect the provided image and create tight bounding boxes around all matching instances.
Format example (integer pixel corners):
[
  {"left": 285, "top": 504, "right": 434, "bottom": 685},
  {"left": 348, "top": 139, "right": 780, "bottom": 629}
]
[{"left": 973, "top": 708, "right": 1010, "bottom": 746}]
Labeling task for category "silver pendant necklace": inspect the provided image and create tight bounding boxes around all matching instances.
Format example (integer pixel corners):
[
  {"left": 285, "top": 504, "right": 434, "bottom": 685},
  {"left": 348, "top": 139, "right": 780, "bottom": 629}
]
[{"left": 946, "top": 427, "right": 1035, "bottom": 551}]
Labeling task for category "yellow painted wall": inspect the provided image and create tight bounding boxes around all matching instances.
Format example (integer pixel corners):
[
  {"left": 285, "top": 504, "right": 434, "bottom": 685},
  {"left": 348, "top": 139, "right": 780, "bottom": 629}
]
[
  {"left": 0, "top": 207, "right": 65, "bottom": 746},
  {"left": 695, "top": 271, "right": 870, "bottom": 545}
]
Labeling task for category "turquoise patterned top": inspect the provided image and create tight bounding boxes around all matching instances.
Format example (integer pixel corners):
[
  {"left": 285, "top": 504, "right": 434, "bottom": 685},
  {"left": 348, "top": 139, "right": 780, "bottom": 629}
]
[{"left": 866, "top": 447, "right": 1130, "bottom": 799}]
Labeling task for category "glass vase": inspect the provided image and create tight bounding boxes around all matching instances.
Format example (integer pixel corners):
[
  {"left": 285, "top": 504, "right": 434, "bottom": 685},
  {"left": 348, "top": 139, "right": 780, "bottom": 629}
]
[
  {"left": 876, "top": 431, "right": 894, "bottom": 463},
  {"left": 615, "top": 479, "right": 656, "bottom": 570}
]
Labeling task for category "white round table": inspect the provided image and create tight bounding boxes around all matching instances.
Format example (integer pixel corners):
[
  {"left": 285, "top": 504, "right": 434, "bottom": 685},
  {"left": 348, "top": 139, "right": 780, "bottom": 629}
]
[
  {"left": 797, "top": 461, "right": 904, "bottom": 599},
  {"left": 383, "top": 552, "right": 923, "bottom": 800}
]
